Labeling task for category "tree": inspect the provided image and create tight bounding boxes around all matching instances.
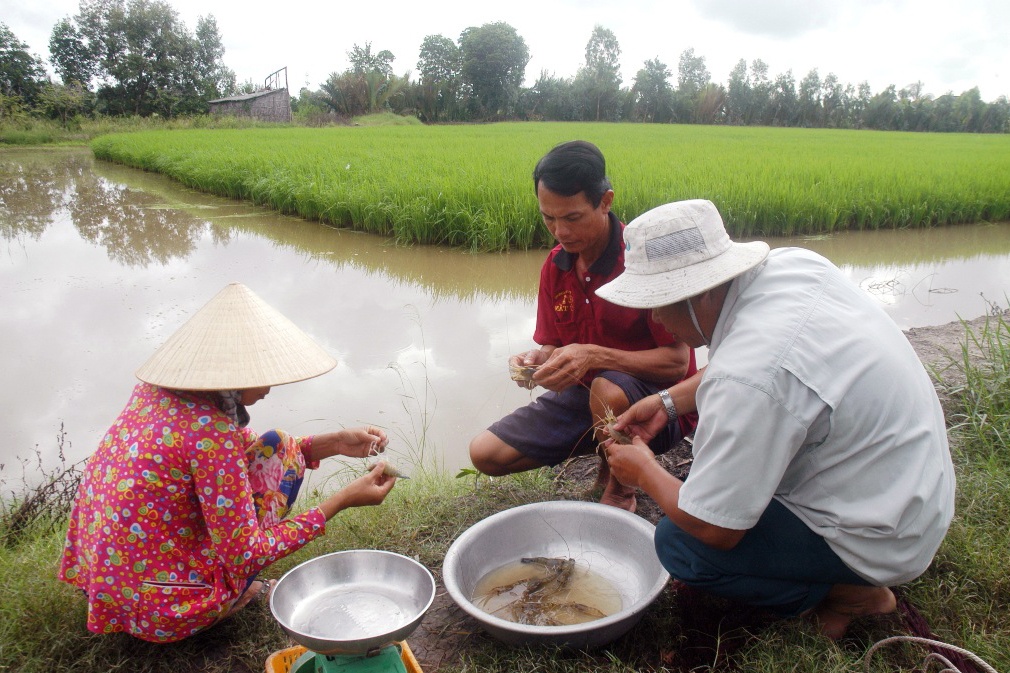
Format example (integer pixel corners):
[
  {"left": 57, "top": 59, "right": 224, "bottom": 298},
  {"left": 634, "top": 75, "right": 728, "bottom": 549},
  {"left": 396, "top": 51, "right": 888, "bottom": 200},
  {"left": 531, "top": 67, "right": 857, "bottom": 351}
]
[
  {"left": 767, "top": 70, "right": 797, "bottom": 126},
  {"left": 725, "top": 59, "right": 750, "bottom": 125},
  {"left": 330, "top": 43, "right": 406, "bottom": 115},
  {"left": 458, "top": 22, "right": 529, "bottom": 119},
  {"left": 54, "top": 0, "right": 232, "bottom": 117},
  {"left": 574, "top": 25, "right": 622, "bottom": 121},
  {"left": 38, "top": 81, "right": 90, "bottom": 126},
  {"left": 696, "top": 83, "right": 726, "bottom": 124},
  {"left": 980, "top": 95, "right": 1010, "bottom": 133},
  {"left": 954, "top": 86, "right": 986, "bottom": 132},
  {"left": 850, "top": 81, "right": 872, "bottom": 128},
  {"left": 630, "top": 57, "right": 673, "bottom": 122},
  {"left": 821, "top": 72, "right": 845, "bottom": 128},
  {"left": 749, "top": 59, "right": 771, "bottom": 123},
  {"left": 676, "top": 48, "right": 709, "bottom": 91},
  {"left": 319, "top": 71, "right": 368, "bottom": 117},
  {"left": 194, "top": 16, "right": 234, "bottom": 99},
  {"left": 416, "top": 34, "right": 460, "bottom": 121},
  {"left": 929, "top": 93, "right": 959, "bottom": 132},
  {"left": 49, "top": 17, "right": 97, "bottom": 87},
  {"left": 521, "top": 70, "right": 578, "bottom": 121},
  {"left": 348, "top": 42, "right": 395, "bottom": 78},
  {"left": 797, "top": 68, "right": 822, "bottom": 127},
  {"left": 863, "top": 85, "right": 899, "bottom": 130},
  {"left": 0, "top": 23, "right": 48, "bottom": 106},
  {"left": 673, "top": 47, "right": 710, "bottom": 122}
]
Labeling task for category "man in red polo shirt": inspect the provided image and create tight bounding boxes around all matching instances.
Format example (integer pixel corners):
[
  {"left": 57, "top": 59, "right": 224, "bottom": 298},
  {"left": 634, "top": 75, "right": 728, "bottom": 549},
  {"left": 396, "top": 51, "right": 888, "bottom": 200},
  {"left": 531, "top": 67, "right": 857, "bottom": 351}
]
[{"left": 468, "top": 140, "right": 697, "bottom": 511}]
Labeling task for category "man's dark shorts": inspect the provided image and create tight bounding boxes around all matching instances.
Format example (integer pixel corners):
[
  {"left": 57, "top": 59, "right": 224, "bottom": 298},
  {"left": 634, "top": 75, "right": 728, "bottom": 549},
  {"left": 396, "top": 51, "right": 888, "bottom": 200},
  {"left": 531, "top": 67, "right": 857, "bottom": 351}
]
[{"left": 487, "top": 370, "right": 682, "bottom": 466}]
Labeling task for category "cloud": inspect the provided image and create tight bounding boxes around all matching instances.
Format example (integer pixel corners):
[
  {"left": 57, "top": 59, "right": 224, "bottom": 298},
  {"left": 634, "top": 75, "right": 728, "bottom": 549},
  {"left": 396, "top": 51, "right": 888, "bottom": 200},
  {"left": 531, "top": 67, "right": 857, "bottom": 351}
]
[{"left": 689, "top": 0, "right": 840, "bottom": 39}]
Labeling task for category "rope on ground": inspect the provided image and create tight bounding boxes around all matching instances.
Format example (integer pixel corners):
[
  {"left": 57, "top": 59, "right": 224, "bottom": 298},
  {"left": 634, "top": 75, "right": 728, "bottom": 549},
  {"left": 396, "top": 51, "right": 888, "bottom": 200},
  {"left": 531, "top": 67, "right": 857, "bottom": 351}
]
[{"left": 863, "top": 635, "right": 1000, "bottom": 673}]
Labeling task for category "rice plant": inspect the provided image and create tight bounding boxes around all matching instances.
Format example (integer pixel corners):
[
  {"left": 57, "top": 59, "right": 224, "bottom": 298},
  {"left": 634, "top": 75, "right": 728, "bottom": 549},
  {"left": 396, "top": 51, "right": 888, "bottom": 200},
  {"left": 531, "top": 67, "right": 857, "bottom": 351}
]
[{"left": 90, "top": 123, "right": 1010, "bottom": 251}]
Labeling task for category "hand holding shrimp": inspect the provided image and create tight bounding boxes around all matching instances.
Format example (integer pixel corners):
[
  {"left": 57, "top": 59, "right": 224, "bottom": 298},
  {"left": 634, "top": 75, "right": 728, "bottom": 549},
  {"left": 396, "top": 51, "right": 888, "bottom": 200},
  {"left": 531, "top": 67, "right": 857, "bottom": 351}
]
[
  {"left": 318, "top": 462, "right": 396, "bottom": 518},
  {"left": 611, "top": 393, "right": 669, "bottom": 445},
  {"left": 603, "top": 435, "right": 659, "bottom": 491},
  {"left": 309, "top": 426, "right": 389, "bottom": 461},
  {"left": 509, "top": 349, "right": 547, "bottom": 389},
  {"left": 531, "top": 344, "right": 594, "bottom": 392}
]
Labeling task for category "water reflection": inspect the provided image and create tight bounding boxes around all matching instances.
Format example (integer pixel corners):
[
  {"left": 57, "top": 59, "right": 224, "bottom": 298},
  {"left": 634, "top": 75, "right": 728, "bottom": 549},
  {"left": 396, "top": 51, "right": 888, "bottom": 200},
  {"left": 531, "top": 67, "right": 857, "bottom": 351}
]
[
  {"left": 0, "top": 149, "right": 74, "bottom": 244},
  {"left": 3, "top": 148, "right": 1008, "bottom": 483},
  {"left": 69, "top": 177, "right": 210, "bottom": 267},
  {"left": 774, "top": 228, "right": 1010, "bottom": 328}
]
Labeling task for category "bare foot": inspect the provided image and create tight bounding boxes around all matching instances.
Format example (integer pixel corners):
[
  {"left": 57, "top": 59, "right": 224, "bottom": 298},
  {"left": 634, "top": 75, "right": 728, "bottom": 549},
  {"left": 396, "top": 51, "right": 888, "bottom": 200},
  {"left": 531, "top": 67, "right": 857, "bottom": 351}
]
[
  {"left": 599, "top": 473, "right": 637, "bottom": 512},
  {"left": 588, "top": 457, "right": 610, "bottom": 499},
  {"left": 808, "top": 585, "right": 896, "bottom": 640}
]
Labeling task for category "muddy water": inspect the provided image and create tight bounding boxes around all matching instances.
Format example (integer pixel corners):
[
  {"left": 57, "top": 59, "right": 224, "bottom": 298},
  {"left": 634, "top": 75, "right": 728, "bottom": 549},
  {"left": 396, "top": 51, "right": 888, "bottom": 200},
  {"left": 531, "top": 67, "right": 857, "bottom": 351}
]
[
  {"left": 472, "top": 558, "right": 622, "bottom": 625},
  {"left": 4, "top": 148, "right": 1010, "bottom": 483}
]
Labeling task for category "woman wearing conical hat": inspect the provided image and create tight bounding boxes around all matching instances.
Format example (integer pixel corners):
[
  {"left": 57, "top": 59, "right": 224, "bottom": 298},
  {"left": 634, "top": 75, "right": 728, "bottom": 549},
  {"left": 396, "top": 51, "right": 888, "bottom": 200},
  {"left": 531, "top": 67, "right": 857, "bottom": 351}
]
[{"left": 58, "top": 283, "right": 398, "bottom": 643}]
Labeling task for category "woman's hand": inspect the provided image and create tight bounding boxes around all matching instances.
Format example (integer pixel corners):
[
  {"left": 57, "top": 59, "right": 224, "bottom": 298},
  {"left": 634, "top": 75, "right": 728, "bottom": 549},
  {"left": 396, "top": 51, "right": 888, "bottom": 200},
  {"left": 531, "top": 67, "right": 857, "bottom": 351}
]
[
  {"left": 308, "top": 426, "right": 388, "bottom": 462},
  {"left": 336, "top": 426, "right": 388, "bottom": 458},
  {"left": 318, "top": 463, "right": 396, "bottom": 519}
]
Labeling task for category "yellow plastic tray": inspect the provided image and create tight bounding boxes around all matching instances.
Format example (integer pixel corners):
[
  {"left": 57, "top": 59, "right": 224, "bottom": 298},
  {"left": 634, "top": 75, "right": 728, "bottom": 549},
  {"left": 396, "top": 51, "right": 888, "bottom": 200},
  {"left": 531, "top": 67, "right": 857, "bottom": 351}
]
[{"left": 265, "top": 642, "right": 422, "bottom": 673}]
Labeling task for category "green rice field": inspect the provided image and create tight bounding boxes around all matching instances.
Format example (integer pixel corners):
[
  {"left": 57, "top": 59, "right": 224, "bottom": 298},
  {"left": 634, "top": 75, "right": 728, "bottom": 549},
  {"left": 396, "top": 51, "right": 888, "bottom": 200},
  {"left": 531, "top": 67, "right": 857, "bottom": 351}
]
[{"left": 90, "top": 122, "right": 1010, "bottom": 251}]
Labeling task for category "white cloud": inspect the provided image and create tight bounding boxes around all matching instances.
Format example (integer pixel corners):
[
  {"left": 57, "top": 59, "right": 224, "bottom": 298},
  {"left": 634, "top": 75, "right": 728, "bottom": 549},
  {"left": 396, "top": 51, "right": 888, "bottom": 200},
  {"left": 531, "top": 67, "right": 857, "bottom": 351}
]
[{"left": 690, "top": 0, "right": 840, "bottom": 39}]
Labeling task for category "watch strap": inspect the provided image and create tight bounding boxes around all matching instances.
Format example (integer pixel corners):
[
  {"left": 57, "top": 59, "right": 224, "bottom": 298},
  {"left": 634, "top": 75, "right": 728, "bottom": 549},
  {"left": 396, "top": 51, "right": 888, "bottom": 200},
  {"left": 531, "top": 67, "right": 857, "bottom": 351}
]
[{"left": 658, "top": 389, "right": 678, "bottom": 421}]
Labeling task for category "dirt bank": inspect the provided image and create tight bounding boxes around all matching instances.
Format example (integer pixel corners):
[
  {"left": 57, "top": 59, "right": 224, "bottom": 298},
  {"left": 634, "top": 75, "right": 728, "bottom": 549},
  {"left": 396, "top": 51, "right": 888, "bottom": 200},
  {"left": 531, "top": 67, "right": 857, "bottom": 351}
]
[{"left": 405, "top": 312, "right": 999, "bottom": 671}]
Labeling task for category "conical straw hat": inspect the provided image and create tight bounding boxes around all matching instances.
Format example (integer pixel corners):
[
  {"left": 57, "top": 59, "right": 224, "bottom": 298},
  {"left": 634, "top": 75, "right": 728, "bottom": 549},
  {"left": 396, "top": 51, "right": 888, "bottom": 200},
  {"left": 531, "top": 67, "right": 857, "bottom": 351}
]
[{"left": 135, "top": 283, "right": 337, "bottom": 390}]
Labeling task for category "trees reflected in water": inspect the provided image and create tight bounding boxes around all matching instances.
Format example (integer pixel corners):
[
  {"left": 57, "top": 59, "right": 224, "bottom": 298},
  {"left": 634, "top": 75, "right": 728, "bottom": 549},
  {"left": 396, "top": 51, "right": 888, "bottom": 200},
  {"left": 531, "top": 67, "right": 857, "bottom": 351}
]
[
  {"left": 0, "top": 153, "right": 71, "bottom": 243},
  {"left": 1, "top": 151, "right": 214, "bottom": 266}
]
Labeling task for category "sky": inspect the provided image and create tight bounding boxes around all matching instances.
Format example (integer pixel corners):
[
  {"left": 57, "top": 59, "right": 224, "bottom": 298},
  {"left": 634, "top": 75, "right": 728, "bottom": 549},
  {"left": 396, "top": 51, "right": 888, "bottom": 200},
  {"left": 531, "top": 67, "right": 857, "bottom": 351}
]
[{"left": 5, "top": 0, "right": 1009, "bottom": 102}]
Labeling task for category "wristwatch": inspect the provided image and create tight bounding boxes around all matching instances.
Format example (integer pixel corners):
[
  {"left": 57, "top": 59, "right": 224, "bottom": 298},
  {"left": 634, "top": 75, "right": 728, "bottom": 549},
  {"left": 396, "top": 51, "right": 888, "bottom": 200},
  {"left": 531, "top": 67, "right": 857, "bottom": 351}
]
[{"left": 657, "top": 389, "right": 678, "bottom": 422}]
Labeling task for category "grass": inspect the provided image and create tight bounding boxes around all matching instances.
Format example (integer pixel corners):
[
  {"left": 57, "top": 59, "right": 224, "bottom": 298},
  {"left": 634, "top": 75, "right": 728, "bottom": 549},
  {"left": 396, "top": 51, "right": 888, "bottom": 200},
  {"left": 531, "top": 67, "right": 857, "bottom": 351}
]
[
  {"left": 0, "top": 110, "right": 417, "bottom": 146},
  {"left": 0, "top": 113, "right": 281, "bottom": 146},
  {"left": 0, "top": 469, "right": 555, "bottom": 673},
  {"left": 3, "top": 316, "right": 1008, "bottom": 673},
  {"left": 86, "top": 122, "right": 1010, "bottom": 250}
]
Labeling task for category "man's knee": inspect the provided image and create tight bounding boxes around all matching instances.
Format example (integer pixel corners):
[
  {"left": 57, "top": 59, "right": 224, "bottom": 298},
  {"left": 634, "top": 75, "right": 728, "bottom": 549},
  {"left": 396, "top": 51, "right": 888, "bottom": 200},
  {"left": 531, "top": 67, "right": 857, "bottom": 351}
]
[
  {"left": 589, "top": 376, "right": 631, "bottom": 417},
  {"left": 469, "top": 430, "right": 544, "bottom": 476},
  {"left": 655, "top": 516, "right": 715, "bottom": 584},
  {"left": 469, "top": 431, "right": 508, "bottom": 475}
]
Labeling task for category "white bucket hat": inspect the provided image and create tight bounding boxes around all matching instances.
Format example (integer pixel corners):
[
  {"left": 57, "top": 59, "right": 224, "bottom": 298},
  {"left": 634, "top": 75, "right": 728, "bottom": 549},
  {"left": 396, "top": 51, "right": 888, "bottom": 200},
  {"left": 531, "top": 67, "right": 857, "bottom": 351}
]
[
  {"left": 135, "top": 282, "right": 337, "bottom": 390},
  {"left": 596, "top": 199, "right": 769, "bottom": 309}
]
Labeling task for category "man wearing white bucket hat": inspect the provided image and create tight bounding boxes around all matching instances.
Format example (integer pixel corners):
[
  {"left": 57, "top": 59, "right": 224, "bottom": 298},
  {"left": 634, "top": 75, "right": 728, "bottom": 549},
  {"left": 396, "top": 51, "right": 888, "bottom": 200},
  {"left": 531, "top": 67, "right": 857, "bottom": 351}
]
[
  {"left": 597, "top": 199, "right": 955, "bottom": 639},
  {"left": 59, "top": 283, "right": 398, "bottom": 643},
  {"left": 469, "top": 140, "right": 697, "bottom": 511}
]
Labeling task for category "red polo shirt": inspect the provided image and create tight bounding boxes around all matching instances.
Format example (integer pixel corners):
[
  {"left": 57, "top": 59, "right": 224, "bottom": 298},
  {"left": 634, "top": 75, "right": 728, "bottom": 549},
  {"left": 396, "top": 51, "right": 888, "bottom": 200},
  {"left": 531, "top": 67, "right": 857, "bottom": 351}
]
[{"left": 534, "top": 213, "right": 697, "bottom": 391}]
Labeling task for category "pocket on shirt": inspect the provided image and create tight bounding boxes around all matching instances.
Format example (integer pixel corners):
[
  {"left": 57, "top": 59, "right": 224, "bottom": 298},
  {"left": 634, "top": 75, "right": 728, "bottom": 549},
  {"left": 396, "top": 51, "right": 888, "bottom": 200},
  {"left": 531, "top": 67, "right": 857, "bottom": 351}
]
[{"left": 140, "top": 580, "right": 213, "bottom": 592}]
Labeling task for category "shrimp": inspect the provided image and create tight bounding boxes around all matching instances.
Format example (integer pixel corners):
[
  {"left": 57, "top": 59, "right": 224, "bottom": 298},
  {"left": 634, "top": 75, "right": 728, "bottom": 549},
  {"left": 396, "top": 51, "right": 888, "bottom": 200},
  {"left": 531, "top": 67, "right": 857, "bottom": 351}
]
[
  {"left": 508, "top": 362, "right": 540, "bottom": 389},
  {"left": 597, "top": 404, "right": 633, "bottom": 446},
  {"left": 368, "top": 461, "right": 410, "bottom": 479}
]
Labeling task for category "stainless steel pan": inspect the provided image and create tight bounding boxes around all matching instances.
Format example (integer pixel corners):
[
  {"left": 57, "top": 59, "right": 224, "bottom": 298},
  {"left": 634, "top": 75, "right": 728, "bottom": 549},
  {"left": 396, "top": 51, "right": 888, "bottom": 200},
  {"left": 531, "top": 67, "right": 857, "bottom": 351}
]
[{"left": 270, "top": 550, "right": 435, "bottom": 655}]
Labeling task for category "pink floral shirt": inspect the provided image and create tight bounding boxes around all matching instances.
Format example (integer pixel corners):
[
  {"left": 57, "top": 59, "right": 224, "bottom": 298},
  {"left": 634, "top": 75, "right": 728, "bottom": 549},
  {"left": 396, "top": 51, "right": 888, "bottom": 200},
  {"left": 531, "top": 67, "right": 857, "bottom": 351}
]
[{"left": 58, "top": 383, "right": 326, "bottom": 642}]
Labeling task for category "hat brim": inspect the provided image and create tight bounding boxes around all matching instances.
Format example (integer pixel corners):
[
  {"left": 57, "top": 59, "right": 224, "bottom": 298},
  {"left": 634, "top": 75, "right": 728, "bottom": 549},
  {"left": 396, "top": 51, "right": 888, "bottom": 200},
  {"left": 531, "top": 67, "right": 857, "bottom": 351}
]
[
  {"left": 135, "top": 283, "right": 337, "bottom": 391},
  {"left": 597, "top": 241, "right": 770, "bottom": 309}
]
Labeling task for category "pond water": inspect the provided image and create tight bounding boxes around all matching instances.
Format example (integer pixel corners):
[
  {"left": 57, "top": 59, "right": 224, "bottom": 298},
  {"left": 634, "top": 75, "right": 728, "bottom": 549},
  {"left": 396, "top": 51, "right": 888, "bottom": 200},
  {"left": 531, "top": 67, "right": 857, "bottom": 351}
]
[{"left": 4, "top": 148, "right": 1010, "bottom": 486}]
